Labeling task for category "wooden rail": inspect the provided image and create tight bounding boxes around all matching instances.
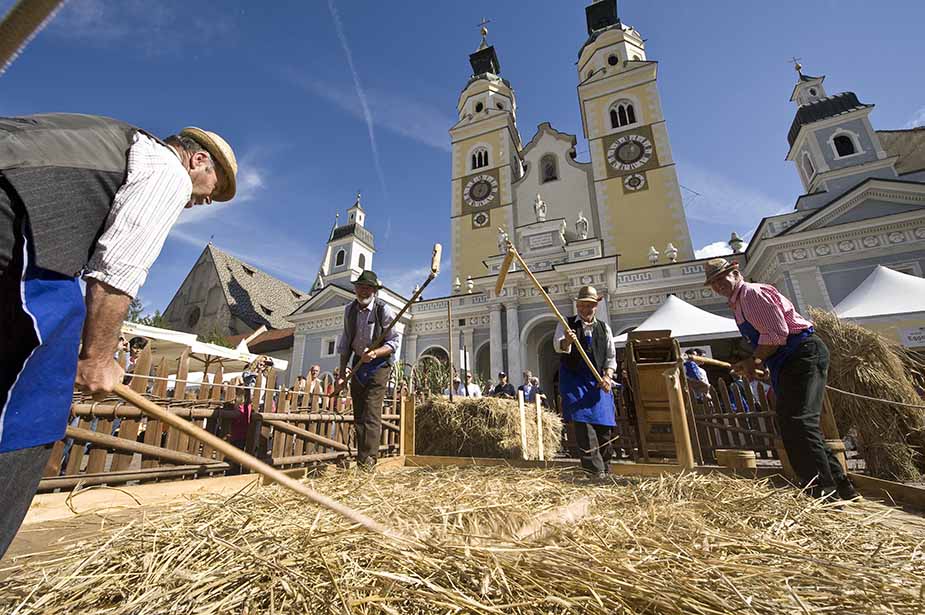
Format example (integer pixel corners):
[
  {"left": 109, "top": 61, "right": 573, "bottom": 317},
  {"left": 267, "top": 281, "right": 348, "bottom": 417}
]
[{"left": 38, "top": 346, "right": 408, "bottom": 492}]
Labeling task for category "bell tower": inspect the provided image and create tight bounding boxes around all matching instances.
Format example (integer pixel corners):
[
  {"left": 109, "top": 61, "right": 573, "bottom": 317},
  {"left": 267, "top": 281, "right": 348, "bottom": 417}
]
[
  {"left": 577, "top": 0, "right": 693, "bottom": 268},
  {"left": 449, "top": 21, "right": 523, "bottom": 286}
]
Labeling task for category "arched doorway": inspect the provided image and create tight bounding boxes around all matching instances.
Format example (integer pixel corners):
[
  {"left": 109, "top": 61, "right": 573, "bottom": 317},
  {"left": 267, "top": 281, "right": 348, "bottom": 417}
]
[
  {"left": 521, "top": 316, "right": 559, "bottom": 406},
  {"left": 475, "top": 341, "right": 491, "bottom": 385},
  {"left": 419, "top": 345, "right": 449, "bottom": 364}
]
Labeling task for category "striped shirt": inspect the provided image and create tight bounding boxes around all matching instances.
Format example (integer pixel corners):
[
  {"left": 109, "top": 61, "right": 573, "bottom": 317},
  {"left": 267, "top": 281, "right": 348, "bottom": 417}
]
[
  {"left": 84, "top": 133, "right": 192, "bottom": 298},
  {"left": 729, "top": 281, "right": 813, "bottom": 346}
]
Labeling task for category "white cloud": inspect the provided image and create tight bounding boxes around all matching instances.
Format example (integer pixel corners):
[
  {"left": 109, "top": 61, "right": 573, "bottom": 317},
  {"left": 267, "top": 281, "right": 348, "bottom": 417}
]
[
  {"left": 905, "top": 106, "right": 925, "bottom": 129},
  {"left": 694, "top": 240, "right": 748, "bottom": 260},
  {"left": 327, "top": 0, "right": 388, "bottom": 198},
  {"left": 283, "top": 75, "right": 454, "bottom": 153},
  {"left": 679, "top": 162, "right": 790, "bottom": 226},
  {"left": 172, "top": 155, "right": 266, "bottom": 226}
]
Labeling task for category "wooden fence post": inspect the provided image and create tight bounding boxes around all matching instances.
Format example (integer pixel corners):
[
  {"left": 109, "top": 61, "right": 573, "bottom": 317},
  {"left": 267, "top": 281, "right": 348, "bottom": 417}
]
[
  {"left": 517, "top": 390, "right": 529, "bottom": 460},
  {"left": 535, "top": 395, "right": 545, "bottom": 461},
  {"left": 662, "top": 366, "right": 695, "bottom": 470},
  {"left": 400, "top": 394, "right": 416, "bottom": 457}
]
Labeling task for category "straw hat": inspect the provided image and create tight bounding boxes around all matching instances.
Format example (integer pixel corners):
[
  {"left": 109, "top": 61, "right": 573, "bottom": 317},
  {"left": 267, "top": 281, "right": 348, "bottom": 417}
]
[
  {"left": 575, "top": 285, "right": 603, "bottom": 303},
  {"left": 180, "top": 127, "right": 238, "bottom": 202},
  {"left": 703, "top": 258, "right": 739, "bottom": 286}
]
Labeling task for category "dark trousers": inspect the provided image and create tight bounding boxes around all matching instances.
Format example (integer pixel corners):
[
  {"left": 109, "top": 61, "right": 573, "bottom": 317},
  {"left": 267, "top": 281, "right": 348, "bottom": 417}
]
[
  {"left": 775, "top": 336, "right": 846, "bottom": 494},
  {"left": 574, "top": 421, "right": 613, "bottom": 474},
  {"left": 0, "top": 444, "right": 53, "bottom": 560},
  {"left": 349, "top": 365, "right": 390, "bottom": 466}
]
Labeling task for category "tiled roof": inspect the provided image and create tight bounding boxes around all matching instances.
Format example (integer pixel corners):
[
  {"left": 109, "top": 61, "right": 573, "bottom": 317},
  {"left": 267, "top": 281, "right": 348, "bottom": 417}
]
[
  {"left": 207, "top": 245, "right": 308, "bottom": 330},
  {"left": 329, "top": 222, "right": 375, "bottom": 248},
  {"left": 788, "top": 92, "right": 871, "bottom": 147}
]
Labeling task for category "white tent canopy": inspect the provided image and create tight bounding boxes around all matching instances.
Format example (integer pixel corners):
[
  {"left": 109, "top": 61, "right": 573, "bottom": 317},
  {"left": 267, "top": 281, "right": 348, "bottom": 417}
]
[
  {"left": 833, "top": 266, "right": 925, "bottom": 319},
  {"left": 614, "top": 295, "right": 740, "bottom": 346},
  {"left": 121, "top": 322, "right": 288, "bottom": 371}
]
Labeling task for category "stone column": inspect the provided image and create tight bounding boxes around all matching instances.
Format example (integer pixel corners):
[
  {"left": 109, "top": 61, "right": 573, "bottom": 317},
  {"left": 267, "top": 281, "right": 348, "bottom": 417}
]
[
  {"left": 290, "top": 331, "right": 306, "bottom": 381},
  {"left": 597, "top": 292, "right": 612, "bottom": 329},
  {"left": 504, "top": 303, "right": 522, "bottom": 383},
  {"left": 404, "top": 334, "right": 418, "bottom": 364},
  {"left": 489, "top": 304, "right": 503, "bottom": 379}
]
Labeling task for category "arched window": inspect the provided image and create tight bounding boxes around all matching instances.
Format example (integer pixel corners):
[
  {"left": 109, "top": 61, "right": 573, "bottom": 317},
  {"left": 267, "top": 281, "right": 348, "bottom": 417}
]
[
  {"left": 833, "top": 134, "right": 856, "bottom": 157},
  {"left": 540, "top": 154, "right": 558, "bottom": 183},
  {"left": 802, "top": 153, "right": 816, "bottom": 181},
  {"left": 471, "top": 146, "right": 488, "bottom": 170},
  {"left": 335, "top": 249, "right": 346, "bottom": 267},
  {"left": 609, "top": 100, "right": 637, "bottom": 129},
  {"left": 358, "top": 254, "right": 366, "bottom": 269}
]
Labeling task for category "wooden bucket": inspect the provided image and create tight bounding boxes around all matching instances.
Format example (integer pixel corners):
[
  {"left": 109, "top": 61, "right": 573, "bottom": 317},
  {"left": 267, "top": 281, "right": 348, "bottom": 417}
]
[
  {"left": 826, "top": 439, "right": 848, "bottom": 474},
  {"left": 715, "top": 449, "right": 757, "bottom": 476}
]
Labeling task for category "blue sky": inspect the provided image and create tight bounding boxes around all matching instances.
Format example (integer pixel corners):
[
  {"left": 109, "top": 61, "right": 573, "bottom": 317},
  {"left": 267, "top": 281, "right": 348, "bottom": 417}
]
[{"left": 2, "top": 0, "right": 924, "bottom": 313}]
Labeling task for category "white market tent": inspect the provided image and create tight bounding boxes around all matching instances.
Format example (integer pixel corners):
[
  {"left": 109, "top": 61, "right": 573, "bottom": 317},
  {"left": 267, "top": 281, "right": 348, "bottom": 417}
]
[
  {"left": 614, "top": 295, "right": 740, "bottom": 347},
  {"left": 833, "top": 266, "right": 925, "bottom": 348},
  {"left": 833, "top": 266, "right": 925, "bottom": 319},
  {"left": 121, "top": 322, "right": 288, "bottom": 372}
]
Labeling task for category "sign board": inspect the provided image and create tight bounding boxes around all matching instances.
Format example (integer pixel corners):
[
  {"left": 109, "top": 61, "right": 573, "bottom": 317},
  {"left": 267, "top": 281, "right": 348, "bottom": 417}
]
[{"left": 900, "top": 327, "right": 925, "bottom": 348}]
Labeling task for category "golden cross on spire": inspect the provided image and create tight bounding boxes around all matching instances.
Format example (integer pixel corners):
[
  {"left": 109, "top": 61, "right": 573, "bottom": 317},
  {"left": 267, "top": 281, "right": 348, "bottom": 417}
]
[
  {"left": 478, "top": 17, "right": 490, "bottom": 48},
  {"left": 789, "top": 56, "right": 803, "bottom": 75}
]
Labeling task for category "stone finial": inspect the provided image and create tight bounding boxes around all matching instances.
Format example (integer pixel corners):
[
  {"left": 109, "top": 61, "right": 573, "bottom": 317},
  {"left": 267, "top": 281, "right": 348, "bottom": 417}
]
[
  {"left": 534, "top": 193, "right": 547, "bottom": 222},
  {"left": 466, "top": 275, "right": 474, "bottom": 294},
  {"left": 665, "top": 242, "right": 678, "bottom": 263},
  {"left": 453, "top": 276, "right": 462, "bottom": 293},
  {"left": 576, "top": 211, "right": 589, "bottom": 240},
  {"left": 648, "top": 246, "right": 660, "bottom": 264}
]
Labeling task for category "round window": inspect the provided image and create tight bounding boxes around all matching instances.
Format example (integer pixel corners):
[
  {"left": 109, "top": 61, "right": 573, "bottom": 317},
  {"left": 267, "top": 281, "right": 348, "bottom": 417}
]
[
  {"left": 475, "top": 102, "right": 484, "bottom": 113},
  {"left": 607, "top": 54, "right": 619, "bottom": 66},
  {"left": 496, "top": 102, "right": 504, "bottom": 110},
  {"left": 187, "top": 306, "right": 201, "bottom": 328},
  {"left": 809, "top": 88, "right": 817, "bottom": 96}
]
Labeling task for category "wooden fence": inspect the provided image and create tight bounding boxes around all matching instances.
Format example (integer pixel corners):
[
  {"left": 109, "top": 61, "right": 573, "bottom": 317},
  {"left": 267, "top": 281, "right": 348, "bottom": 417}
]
[{"left": 38, "top": 346, "right": 406, "bottom": 492}]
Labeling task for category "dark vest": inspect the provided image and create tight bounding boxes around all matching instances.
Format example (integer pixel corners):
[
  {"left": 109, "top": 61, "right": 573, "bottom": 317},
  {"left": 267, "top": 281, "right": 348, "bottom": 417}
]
[
  {"left": 0, "top": 113, "right": 141, "bottom": 276},
  {"left": 343, "top": 298, "right": 394, "bottom": 365},
  {"left": 560, "top": 315, "right": 609, "bottom": 374}
]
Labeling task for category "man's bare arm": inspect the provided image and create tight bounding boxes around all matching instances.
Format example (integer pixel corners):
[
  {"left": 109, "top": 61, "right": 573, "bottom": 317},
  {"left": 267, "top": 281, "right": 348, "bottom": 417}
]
[{"left": 75, "top": 279, "right": 127, "bottom": 393}]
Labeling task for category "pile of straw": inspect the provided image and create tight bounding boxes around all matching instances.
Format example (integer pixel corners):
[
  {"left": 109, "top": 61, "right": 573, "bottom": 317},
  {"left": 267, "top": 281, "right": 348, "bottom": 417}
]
[
  {"left": 810, "top": 308, "right": 925, "bottom": 480},
  {"left": 2, "top": 467, "right": 923, "bottom": 614},
  {"left": 415, "top": 396, "right": 562, "bottom": 460}
]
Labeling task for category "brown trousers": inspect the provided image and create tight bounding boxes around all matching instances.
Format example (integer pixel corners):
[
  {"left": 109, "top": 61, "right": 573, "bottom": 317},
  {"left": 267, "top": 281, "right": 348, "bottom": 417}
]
[{"left": 349, "top": 365, "right": 390, "bottom": 465}]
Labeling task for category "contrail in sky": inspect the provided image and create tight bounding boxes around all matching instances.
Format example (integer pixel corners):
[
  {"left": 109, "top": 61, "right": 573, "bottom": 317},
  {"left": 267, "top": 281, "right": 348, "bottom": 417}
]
[{"left": 327, "top": 0, "right": 388, "bottom": 199}]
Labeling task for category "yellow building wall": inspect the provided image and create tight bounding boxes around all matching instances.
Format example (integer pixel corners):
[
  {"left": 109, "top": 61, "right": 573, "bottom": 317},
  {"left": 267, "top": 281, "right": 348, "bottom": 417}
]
[{"left": 451, "top": 127, "right": 514, "bottom": 282}]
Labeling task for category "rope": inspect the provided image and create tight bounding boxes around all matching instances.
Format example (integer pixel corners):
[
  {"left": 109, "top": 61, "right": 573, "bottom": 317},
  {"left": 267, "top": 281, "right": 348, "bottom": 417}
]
[{"left": 824, "top": 385, "right": 925, "bottom": 410}]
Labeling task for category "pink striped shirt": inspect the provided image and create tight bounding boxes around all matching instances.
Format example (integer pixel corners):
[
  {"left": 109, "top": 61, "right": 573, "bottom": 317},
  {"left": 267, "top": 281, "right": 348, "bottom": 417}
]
[{"left": 729, "top": 281, "right": 813, "bottom": 346}]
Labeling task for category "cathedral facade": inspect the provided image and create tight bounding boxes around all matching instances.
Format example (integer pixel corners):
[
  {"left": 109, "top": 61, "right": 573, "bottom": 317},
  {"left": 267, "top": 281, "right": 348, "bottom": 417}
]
[{"left": 277, "top": 1, "right": 925, "bottom": 394}]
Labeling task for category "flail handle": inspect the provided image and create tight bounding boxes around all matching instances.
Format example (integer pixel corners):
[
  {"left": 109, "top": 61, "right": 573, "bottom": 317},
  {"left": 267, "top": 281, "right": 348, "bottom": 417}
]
[{"left": 431, "top": 243, "right": 442, "bottom": 275}]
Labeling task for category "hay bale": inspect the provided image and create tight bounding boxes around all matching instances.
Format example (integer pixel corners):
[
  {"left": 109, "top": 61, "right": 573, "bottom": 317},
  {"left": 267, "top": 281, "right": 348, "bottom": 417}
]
[
  {"left": 3, "top": 467, "right": 924, "bottom": 614},
  {"left": 414, "top": 396, "right": 562, "bottom": 460},
  {"left": 810, "top": 308, "right": 925, "bottom": 480}
]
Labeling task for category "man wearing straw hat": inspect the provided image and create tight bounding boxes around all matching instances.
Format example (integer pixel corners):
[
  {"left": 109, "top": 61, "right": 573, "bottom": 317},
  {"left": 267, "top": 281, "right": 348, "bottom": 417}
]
[
  {"left": 704, "top": 258, "right": 857, "bottom": 500},
  {"left": 554, "top": 285, "right": 618, "bottom": 478},
  {"left": 333, "top": 270, "right": 401, "bottom": 469},
  {"left": 0, "top": 113, "right": 237, "bottom": 558}
]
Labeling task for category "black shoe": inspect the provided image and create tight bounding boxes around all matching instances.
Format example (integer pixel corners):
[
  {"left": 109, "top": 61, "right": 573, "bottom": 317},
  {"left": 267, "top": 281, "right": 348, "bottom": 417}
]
[{"left": 836, "top": 477, "right": 859, "bottom": 500}]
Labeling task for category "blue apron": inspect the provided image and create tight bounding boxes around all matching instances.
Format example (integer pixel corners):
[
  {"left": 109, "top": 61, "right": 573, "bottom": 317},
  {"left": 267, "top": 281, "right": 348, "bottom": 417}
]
[
  {"left": 737, "top": 319, "right": 813, "bottom": 394},
  {"left": 559, "top": 331, "right": 616, "bottom": 427},
  {"left": 353, "top": 356, "right": 389, "bottom": 385}
]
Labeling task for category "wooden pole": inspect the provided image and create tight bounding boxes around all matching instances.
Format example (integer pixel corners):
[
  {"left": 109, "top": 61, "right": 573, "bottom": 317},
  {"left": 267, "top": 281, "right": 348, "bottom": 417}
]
[
  {"left": 535, "top": 395, "right": 545, "bottom": 461},
  {"left": 662, "top": 367, "right": 696, "bottom": 470},
  {"left": 400, "top": 394, "right": 416, "bottom": 457},
  {"left": 517, "top": 390, "right": 529, "bottom": 460},
  {"left": 502, "top": 245, "right": 604, "bottom": 385},
  {"left": 0, "top": 0, "right": 65, "bottom": 76},
  {"left": 113, "top": 384, "right": 400, "bottom": 539},
  {"left": 691, "top": 354, "right": 767, "bottom": 380},
  {"left": 447, "top": 297, "right": 454, "bottom": 401}
]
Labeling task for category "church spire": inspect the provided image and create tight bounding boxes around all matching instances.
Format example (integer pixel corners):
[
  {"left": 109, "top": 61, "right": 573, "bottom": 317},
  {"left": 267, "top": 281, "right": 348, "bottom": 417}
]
[
  {"left": 469, "top": 17, "right": 501, "bottom": 76},
  {"left": 347, "top": 190, "right": 365, "bottom": 226}
]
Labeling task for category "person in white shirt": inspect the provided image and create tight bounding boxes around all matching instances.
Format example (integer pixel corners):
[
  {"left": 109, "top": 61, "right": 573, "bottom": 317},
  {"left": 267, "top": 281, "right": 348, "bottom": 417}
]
[{"left": 459, "top": 373, "right": 482, "bottom": 398}]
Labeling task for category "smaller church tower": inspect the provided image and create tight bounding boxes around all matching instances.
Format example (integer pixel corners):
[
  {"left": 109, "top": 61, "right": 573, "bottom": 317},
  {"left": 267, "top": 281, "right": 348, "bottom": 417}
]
[
  {"left": 786, "top": 62, "right": 893, "bottom": 197},
  {"left": 449, "top": 21, "right": 523, "bottom": 285},
  {"left": 311, "top": 192, "right": 375, "bottom": 292}
]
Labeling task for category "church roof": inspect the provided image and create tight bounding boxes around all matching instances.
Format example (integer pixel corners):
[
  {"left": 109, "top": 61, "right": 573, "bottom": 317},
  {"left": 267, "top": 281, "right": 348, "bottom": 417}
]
[
  {"left": 206, "top": 245, "right": 308, "bottom": 330},
  {"left": 788, "top": 91, "right": 872, "bottom": 147},
  {"left": 878, "top": 127, "right": 925, "bottom": 175},
  {"left": 329, "top": 222, "right": 375, "bottom": 248}
]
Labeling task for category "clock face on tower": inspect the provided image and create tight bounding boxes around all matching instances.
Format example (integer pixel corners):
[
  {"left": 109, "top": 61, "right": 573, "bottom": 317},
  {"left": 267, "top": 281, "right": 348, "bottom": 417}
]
[
  {"left": 463, "top": 174, "right": 499, "bottom": 208},
  {"left": 607, "top": 134, "right": 653, "bottom": 171}
]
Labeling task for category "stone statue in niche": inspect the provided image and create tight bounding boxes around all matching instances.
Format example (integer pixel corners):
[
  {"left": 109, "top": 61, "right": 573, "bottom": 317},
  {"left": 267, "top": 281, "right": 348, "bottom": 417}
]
[
  {"left": 497, "top": 228, "right": 509, "bottom": 254},
  {"left": 576, "top": 211, "right": 589, "bottom": 240},
  {"left": 665, "top": 243, "right": 678, "bottom": 263},
  {"left": 534, "top": 193, "right": 547, "bottom": 222},
  {"left": 559, "top": 219, "right": 567, "bottom": 243}
]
